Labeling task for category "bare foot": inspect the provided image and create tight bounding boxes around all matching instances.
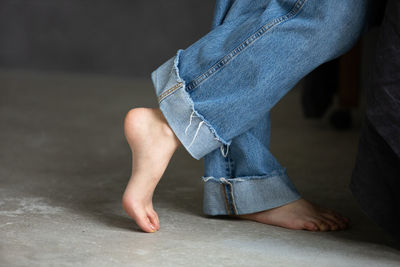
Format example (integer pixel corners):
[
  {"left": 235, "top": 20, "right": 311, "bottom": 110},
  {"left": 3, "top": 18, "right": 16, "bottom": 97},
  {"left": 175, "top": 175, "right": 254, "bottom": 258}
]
[
  {"left": 236, "top": 198, "right": 349, "bottom": 231},
  {"left": 121, "top": 108, "right": 348, "bottom": 233},
  {"left": 122, "top": 108, "right": 180, "bottom": 233}
]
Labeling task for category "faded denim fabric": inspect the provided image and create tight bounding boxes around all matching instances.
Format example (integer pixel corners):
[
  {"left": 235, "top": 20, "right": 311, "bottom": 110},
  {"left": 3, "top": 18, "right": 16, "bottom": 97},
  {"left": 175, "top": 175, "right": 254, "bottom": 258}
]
[{"left": 151, "top": 0, "right": 370, "bottom": 215}]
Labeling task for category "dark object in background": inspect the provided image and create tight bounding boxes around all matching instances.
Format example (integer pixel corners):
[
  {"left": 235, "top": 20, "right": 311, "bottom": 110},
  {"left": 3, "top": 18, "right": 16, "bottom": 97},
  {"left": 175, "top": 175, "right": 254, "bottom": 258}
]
[
  {"left": 301, "top": 59, "right": 338, "bottom": 119},
  {"left": 351, "top": 0, "right": 400, "bottom": 242},
  {"left": 301, "top": 43, "right": 361, "bottom": 130},
  {"left": 329, "top": 108, "right": 352, "bottom": 130}
]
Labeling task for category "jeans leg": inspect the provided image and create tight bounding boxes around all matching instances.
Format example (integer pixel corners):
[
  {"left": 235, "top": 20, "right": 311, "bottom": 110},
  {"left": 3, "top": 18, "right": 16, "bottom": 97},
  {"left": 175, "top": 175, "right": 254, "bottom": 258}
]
[
  {"left": 202, "top": 113, "right": 300, "bottom": 215},
  {"left": 152, "top": 0, "right": 370, "bottom": 160},
  {"left": 152, "top": 0, "right": 370, "bottom": 216}
]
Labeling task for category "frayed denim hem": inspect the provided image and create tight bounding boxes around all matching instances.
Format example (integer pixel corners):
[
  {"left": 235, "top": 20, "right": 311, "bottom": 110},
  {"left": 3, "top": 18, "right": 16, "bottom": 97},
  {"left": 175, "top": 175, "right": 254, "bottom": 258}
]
[
  {"left": 202, "top": 169, "right": 301, "bottom": 215},
  {"left": 151, "top": 50, "right": 230, "bottom": 160}
]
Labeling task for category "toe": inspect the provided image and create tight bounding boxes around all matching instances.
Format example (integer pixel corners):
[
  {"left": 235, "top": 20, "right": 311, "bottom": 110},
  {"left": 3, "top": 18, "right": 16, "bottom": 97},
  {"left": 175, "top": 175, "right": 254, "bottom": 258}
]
[
  {"left": 154, "top": 212, "right": 161, "bottom": 230},
  {"left": 313, "top": 219, "right": 330, "bottom": 232},
  {"left": 320, "top": 209, "right": 349, "bottom": 229},
  {"left": 148, "top": 211, "right": 160, "bottom": 231},
  {"left": 304, "top": 221, "right": 319, "bottom": 231},
  {"left": 122, "top": 201, "right": 156, "bottom": 233},
  {"left": 323, "top": 209, "right": 349, "bottom": 224},
  {"left": 320, "top": 217, "right": 339, "bottom": 231},
  {"left": 321, "top": 213, "right": 347, "bottom": 230},
  {"left": 126, "top": 207, "right": 156, "bottom": 233},
  {"left": 137, "top": 214, "right": 157, "bottom": 233}
]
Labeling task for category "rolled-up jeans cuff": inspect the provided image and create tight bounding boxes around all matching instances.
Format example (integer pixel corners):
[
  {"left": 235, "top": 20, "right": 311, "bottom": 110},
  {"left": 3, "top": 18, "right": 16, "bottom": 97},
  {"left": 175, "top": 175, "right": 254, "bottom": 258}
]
[
  {"left": 202, "top": 169, "right": 301, "bottom": 215},
  {"left": 151, "top": 50, "right": 230, "bottom": 160}
]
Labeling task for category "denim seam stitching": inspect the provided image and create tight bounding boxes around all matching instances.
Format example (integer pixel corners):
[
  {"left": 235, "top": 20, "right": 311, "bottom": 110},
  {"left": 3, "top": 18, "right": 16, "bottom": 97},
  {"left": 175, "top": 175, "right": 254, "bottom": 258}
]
[
  {"left": 225, "top": 155, "right": 232, "bottom": 178},
  {"left": 225, "top": 151, "right": 237, "bottom": 214},
  {"left": 221, "top": 184, "right": 232, "bottom": 215},
  {"left": 157, "top": 82, "right": 183, "bottom": 103},
  {"left": 224, "top": 184, "right": 237, "bottom": 215},
  {"left": 227, "top": 184, "right": 238, "bottom": 215},
  {"left": 185, "top": 0, "right": 307, "bottom": 92}
]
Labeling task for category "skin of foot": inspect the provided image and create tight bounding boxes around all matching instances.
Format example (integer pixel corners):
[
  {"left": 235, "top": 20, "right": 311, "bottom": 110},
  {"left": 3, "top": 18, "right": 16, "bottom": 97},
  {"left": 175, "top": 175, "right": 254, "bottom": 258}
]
[
  {"left": 122, "top": 107, "right": 349, "bottom": 233},
  {"left": 122, "top": 107, "right": 180, "bottom": 233},
  {"left": 235, "top": 198, "right": 350, "bottom": 232}
]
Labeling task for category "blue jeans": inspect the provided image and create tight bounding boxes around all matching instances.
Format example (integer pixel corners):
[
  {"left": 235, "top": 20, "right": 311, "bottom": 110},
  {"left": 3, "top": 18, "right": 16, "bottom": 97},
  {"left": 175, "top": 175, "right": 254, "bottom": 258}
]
[{"left": 151, "top": 0, "right": 370, "bottom": 215}]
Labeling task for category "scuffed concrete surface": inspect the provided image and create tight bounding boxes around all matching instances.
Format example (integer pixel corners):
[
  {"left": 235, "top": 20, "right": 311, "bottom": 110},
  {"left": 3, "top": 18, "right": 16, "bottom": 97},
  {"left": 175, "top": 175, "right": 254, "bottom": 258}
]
[{"left": 1, "top": 70, "right": 399, "bottom": 266}]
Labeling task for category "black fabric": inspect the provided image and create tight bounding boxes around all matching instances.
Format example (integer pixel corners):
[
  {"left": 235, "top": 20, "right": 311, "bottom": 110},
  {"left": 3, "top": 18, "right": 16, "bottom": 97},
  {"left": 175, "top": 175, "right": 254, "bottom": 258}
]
[
  {"left": 351, "top": 118, "right": 400, "bottom": 241},
  {"left": 351, "top": 0, "right": 400, "bottom": 242},
  {"left": 365, "top": 0, "right": 400, "bottom": 159}
]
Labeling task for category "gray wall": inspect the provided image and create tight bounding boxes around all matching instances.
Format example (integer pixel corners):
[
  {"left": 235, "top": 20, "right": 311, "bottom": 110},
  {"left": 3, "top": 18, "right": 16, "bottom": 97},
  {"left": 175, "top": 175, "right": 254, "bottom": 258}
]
[{"left": 0, "top": 0, "right": 215, "bottom": 77}]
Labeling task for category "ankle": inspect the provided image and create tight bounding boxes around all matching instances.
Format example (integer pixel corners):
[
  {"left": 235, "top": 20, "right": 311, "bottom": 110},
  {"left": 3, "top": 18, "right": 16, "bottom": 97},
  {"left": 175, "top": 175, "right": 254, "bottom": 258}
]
[{"left": 155, "top": 109, "right": 180, "bottom": 146}]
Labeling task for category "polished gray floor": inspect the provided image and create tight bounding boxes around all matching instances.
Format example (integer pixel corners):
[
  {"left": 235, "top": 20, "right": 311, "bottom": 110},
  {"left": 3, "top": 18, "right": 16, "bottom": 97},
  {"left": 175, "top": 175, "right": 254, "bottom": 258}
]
[{"left": 1, "top": 70, "right": 399, "bottom": 266}]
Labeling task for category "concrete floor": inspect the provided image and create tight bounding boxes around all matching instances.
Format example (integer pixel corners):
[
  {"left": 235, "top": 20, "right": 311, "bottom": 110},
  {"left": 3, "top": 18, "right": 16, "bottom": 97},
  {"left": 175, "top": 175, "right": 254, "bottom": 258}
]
[{"left": 1, "top": 70, "right": 399, "bottom": 266}]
